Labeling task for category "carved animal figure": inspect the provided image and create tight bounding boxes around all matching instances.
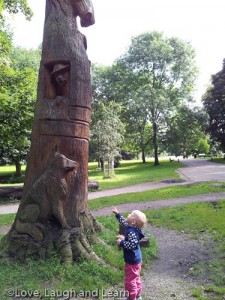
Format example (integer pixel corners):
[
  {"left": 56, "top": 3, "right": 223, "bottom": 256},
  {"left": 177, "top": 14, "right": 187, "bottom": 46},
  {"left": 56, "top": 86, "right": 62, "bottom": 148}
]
[
  {"left": 45, "top": 0, "right": 95, "bottom": 27},
  {"left": 15, "top": 153, "right": 77, "bottom": 241}
]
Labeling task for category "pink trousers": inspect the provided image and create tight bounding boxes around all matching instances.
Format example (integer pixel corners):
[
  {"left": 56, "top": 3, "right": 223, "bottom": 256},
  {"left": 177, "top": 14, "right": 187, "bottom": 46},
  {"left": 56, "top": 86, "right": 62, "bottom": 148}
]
[{"left": 124, "top": 262, "right": 142, "bottom": 300}]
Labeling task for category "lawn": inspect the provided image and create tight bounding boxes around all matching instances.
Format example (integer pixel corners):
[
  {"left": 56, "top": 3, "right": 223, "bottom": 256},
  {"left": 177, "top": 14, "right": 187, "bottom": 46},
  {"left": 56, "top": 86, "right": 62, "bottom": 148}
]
[
  {"left": 88, "top": 182, "right": 225, "bottom": 210},
  {"left": 1, "top": 200, "right": 225, "bottom": 299},
  {"left": 210, "top": 157, "right": 225, "bottom": 164},
  {"left": 1, "top": 159, "right": 225, "bottom": 298},
  {"left": 0, "top": 165, "right": 26, "bottom": 176},
  {"left": 0, "top": 184, "right": 225, "bottom": 298},
  {"left": 88, "top": 159, "right": 183, "bottom": 190},
  {"left": 0, "top": 217, "right": 157, "bottom": 299},
  {"left": 0, "top": 165, "right": 26, "bottom": 186},
  {"left": 0, "top": 159, "right": 183, "bottom": 189}
]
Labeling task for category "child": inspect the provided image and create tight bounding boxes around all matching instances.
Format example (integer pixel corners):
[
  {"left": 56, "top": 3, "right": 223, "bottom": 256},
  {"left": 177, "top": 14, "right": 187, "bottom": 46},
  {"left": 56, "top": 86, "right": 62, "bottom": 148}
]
[{"left": 112, "top": 207, "right": 147, "bottom": 300}]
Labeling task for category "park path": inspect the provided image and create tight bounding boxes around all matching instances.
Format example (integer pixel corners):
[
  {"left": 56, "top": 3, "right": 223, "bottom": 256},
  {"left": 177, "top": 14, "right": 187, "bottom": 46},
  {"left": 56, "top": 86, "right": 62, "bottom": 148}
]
[
  {"left": 0, "top": 158, "right": 225, "bottom": 216},
  {"left": 0, "top": 179, "right": 192, "bottom": 215},
  {"left": 91, "top": 192, "right": 225, "bottom": 217}
]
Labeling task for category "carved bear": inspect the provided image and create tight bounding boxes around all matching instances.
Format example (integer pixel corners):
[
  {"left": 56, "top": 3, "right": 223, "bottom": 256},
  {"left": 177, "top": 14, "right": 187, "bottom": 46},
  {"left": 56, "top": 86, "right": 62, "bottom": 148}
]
[{"left": 15, "top": 153, "right": 77, "bottom": 241}]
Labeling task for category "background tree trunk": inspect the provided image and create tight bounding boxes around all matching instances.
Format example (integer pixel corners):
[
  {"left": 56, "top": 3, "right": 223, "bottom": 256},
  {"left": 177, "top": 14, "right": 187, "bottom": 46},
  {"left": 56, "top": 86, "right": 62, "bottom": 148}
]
[
  {"left": 15, "top": 159, "right": 22, "bottom": 177},
  {"left": 153, "top": 122, "right": 159, "bottom": 166},
  {"left": 141, "top": 146, "right": 146, "bottom": 163},
  {"left": 0, "top": 0, "right": 104, "bottom": 265}
]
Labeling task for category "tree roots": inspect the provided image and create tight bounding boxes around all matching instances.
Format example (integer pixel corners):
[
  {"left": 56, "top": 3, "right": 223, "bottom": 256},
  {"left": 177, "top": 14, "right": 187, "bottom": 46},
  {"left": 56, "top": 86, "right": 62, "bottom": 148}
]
[{"left": 0, "top": 209, "right": 106, "bottom": 265}]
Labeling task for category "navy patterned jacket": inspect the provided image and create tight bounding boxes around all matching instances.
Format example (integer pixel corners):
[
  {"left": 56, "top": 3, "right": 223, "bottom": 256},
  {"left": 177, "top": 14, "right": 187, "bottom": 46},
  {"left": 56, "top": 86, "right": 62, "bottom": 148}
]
[{"left": 115, "top": 213, "right": 146, "bottom": 264}]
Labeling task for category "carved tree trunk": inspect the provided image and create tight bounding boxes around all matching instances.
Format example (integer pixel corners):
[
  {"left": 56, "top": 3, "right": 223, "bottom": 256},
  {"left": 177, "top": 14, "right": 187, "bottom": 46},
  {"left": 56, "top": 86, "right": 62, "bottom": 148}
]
[{"left": 0, "top": 0, "right": 104, "bottom": 264}]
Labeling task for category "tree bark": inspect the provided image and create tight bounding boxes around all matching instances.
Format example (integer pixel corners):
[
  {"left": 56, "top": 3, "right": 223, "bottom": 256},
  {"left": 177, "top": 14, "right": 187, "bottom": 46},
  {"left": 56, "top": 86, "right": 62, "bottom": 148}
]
[
  {"left": 153, "top": 122, "right": 159, "bottom": 166},
  {"left": 141, "top": 146, "right": 146, "bottom": 163},
  {"left": 0, "top": 0, "right": 105, "bottom": 265},
  {"left": 100, "top": 156, "right": 104, "bottom": 172},
  {"left": 15, "top": 159, "right": 22, "bottom": 177}
]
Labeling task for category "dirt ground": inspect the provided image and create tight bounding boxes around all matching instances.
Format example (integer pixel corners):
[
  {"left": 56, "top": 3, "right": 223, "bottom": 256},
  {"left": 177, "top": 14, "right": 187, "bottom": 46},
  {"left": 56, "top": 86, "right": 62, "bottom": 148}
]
[{"left": 141, "top": 226, "right": 212, "bottom": 300}]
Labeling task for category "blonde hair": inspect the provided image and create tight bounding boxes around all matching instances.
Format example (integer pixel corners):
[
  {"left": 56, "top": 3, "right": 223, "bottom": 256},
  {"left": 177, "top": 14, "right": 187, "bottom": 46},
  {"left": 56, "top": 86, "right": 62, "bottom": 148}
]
[{"left": 132, "top": 210, "right": 147, "bottom": 229}]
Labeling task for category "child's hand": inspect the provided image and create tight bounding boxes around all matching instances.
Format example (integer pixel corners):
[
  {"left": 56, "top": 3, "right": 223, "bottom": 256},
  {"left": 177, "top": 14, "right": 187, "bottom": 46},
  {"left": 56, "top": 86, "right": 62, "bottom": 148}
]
[
  {"left": 112, "top": 207, "right": 119, "bottom": 215},
  {"left": 116, "top": 235, "right": 124, "bottom": 250},
  {"left": 116, "top": 234, "right": 125, "bottom": 240}
]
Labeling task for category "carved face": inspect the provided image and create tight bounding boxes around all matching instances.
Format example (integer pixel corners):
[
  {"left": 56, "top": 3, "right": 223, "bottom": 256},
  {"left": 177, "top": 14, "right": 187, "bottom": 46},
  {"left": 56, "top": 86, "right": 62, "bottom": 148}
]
[
  {"left": 71, "top": 0, "right": 95, "bottom": 27},
  {"left": 52, "top": 153, "right": 77, "bottom": 175},
  {"left": 53, "top": 71, "right": 70, "bottom": 87}
]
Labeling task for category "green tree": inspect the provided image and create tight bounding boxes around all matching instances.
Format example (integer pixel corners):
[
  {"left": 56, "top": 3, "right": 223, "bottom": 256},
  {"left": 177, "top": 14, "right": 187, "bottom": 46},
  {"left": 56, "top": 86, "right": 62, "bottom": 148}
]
[
  {"left": 122, "top": 97, "right": 152, "bottom": 162},
  {"left": 91, "top": 102, "right": 124, "bottom": 178},
  {"left": 0, "top": 19, "right": 12, "bottom": 61},
  {"left": 115, "top": 32, "right": 198, "bottom": 165},
  {"left": 0, "top": 46, "right": 39, "bottom": 174},
  {"left": 0, "top": 0, "right": 32, "bottom": 19},
  {"left": 196, "top": 138, "right": 210, "bottom": 155},
  {"left": 203, "top": 59, "right": 225, "bottom": 151},
  {"left": 164, "top": 105, "right": 208, "bottom": 156},
  {"left": 0, "top": 0, "right": 38, "bottom": 174},
  {"left": 9, "top": 46, "right": 41, "bottom": 72},
  {"left": 91, "top": 64, "right": 124, "bottom": 162}
]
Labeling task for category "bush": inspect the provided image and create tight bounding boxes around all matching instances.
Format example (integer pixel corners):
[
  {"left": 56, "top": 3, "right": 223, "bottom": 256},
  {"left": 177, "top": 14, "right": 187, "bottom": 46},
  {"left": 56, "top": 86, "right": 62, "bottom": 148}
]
[
  {"left": 0, "top": 174, "right": 25, "bottom": 184},
  {"left": 121, "top": 151, "right": 135, "bottom": 160}
]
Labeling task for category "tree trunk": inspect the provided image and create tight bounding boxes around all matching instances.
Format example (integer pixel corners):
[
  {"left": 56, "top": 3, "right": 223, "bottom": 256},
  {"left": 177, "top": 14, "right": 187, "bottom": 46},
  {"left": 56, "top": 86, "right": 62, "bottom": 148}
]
[
  {"left": 136, "top": 152, "right": 139, "bottom": 160},
  {"left": 141, "top": 146, "right": 146, "bottom": 163},
  {"left": 0, "top": 0, "right": 105, "bottom": 265},
  {"left": 153, "top": 122, "right": 159, "bottom": 166},
  {"left": 15, "top": 159, "right": 22, "bottom": 177},
  {"left": 100, "top": 157, "right": 104, "bottom": 172}
]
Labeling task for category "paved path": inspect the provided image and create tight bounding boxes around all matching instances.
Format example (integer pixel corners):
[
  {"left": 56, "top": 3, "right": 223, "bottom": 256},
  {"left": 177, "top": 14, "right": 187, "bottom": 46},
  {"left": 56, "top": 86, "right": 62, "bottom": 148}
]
[
  {"left": 177, "top": 158, "right": 225, "bottom": 181},
  {"left": 0, "top": 158, "right": 224, "bottom": 216},
  {"left": 92, "top": 192, "right": 225, "bottom": 217},
  {"left": 0, "top": 180, "right": 192, "bottom": 215}
]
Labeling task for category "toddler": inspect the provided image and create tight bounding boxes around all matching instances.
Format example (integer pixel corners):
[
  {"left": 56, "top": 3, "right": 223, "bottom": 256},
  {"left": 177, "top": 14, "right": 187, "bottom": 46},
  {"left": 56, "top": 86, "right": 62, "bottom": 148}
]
[{"left": 112, "top": 207, "right": 147, "bottom": 300}]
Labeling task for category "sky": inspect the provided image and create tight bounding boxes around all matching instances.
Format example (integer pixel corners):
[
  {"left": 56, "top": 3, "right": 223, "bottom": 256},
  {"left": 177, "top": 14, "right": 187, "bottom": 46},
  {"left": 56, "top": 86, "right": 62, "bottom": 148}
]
[{"left": 9, "top": 0, "right": 225, "bottom": 102}]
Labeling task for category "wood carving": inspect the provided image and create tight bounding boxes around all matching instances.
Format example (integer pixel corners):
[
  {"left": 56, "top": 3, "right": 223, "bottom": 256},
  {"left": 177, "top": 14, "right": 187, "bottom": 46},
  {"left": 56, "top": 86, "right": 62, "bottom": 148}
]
[
  {"left": 0, "top": 0, "right": 104, "bottom": 264},
  {"left": 15, "top": 153, "right": 77, "bottom": 242}
]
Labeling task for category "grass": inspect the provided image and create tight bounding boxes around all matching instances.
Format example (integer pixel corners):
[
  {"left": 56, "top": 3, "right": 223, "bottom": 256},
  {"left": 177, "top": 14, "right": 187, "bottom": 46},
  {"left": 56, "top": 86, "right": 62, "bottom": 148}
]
[
  {"left": 88, "top": 159, "right": 183, "bottom": 190},
  {"left": 0, "top": 216, "right": 157, "bottom": 299},
  {"left": 0, "top": 188, "right": 225, "bottom": 298},
  {"left": 0, "top": 165, "right": 26, "bottom": 186},
  {"left": 0, "top": 165, "right": 26, "bottom": 176},
  {"left": 88, "top": 182, "right": 225, "bottom": 210},
  {"left": 0, "top": 214, "right": 16, "bottom": 226},
  {"left": 0, "top": 159, "right": 182, "bottom": 189},
  {"left": 210, "top": 157, "right": 225, "bottom": 164},
  {"left": 1, "top": 159, "right": 225, "bottom": 298},
  {"left": 145, "top": 201, "right": 225, "bottom": 299}
]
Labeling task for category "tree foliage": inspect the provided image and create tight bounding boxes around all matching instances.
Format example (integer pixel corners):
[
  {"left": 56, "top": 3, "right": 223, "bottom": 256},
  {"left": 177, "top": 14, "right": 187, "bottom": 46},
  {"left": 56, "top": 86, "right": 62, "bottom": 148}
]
[
  {"left": 203, "top": 59, "right": 225, "bottom": 151},
  {"left": 164, "top": 105, "right": 209, "bottom": 156},
  {"left": 0, "top": 0, "right": 32, "bottom": 19},
  {"left": 0, "top": 0, "right": 37, "bottom": 173},
  {"left": 91, "top": 101, "right": 124, "bottom": 177},
  {"left": 117, "top": 32, "right": 198, "bottom": 165},
  {"left": 196, "top": 138, "right": 210, "bottom": 155},
  {"left": 0, "top": 44, "right": 40, "bottom": 174},
  {"left": 92, "top": 32, "right": 198, "bottom": 165}
]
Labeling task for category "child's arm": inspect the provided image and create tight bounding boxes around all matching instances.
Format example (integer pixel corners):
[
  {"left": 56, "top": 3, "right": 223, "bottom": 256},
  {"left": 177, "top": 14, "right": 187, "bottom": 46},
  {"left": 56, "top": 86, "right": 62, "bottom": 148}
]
[
  {"left": 112, "top": 207, "right": 128, "bottom": 227},
  {"left": 119, "top": 231, "right": 139, "bottom": 250}
]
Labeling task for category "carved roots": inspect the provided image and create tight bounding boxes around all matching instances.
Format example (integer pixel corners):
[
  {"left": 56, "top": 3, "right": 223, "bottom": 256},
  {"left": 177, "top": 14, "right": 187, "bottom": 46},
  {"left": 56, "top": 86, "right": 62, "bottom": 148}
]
[
  {"left": 0, "top": 210, "right": 105, "bottom": 265},
  {"left": 56, "top": 211, "right": 105, "bottom": 265}
]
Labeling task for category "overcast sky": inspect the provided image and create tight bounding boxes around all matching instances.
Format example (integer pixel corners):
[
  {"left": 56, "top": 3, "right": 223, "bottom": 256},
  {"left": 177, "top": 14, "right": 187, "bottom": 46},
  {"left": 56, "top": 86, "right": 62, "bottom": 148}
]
[{"left": 10, "top": 0, "right": 225, "bottom": 102}]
